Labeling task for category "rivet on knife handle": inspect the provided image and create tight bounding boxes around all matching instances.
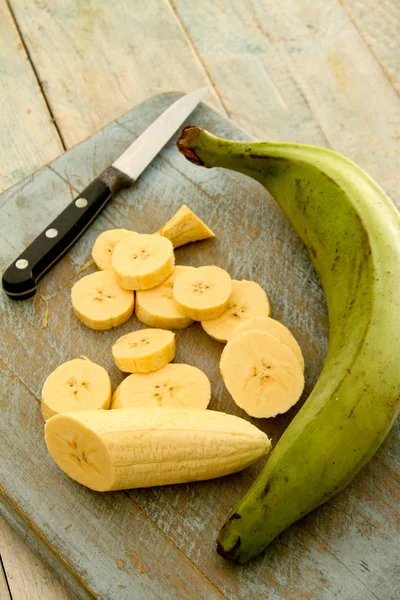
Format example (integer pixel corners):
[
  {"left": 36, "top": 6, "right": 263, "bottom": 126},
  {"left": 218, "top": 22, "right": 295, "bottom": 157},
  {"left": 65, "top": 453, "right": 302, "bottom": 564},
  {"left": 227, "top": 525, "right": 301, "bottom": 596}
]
[{"left": 1, "top": 167, "right": 133, "bottom": 300}]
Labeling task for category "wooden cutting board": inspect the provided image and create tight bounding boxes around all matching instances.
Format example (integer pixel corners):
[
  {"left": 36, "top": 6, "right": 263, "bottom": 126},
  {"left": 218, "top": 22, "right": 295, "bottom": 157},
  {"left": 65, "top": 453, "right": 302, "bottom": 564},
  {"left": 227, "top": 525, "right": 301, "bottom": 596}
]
[{"left": 1, "top": 93, "right": 399, "bottom": 600}]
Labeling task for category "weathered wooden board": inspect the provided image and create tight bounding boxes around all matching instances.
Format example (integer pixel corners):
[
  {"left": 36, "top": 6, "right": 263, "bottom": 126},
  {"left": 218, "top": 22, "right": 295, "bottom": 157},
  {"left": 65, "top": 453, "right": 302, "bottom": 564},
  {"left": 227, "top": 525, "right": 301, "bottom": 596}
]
[
  {"left": 0, "top": 516, "right": 71, "bottom": 600},
  {"left": 0, "top": 0, "right": 62, "bottom": 193},
  {"left": 1, "top": 94, "right": 399, "bottom": 600},
  {"left": 171, "top": 0, "right": 400, "bottom": 205},
  {"left": 7, "top": 0, "right": 224, "bottom": 149},
  {"left": 342, "top": 0, "right": 400, "bottom": 95}
]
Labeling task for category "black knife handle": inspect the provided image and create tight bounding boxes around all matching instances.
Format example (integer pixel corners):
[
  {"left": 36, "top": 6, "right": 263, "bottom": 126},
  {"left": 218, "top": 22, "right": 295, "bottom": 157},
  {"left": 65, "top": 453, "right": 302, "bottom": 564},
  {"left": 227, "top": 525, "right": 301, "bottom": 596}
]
[{"left": 2, "top": 166, "right": 134, "bottom": 300}]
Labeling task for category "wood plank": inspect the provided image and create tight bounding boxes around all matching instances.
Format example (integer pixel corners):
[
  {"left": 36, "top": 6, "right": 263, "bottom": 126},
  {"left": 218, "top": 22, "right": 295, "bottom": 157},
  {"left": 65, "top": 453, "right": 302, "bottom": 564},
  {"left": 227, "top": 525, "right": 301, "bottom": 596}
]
[
  {"left": 0, "top": 517, "right": 71, "bottom": 600},
  {"left": 2, "top": 93, "right": 398, "bottom": 599},
  {"left": 1, "top": 500, "right": 86, "bottom": 600},
  {"left": 0, "top": 0, "right": 63, "bottom": 194},
  {"left": 8, "top": 0, "right": 225, "bottom": 149},
  {"left": 0, "top": 559, "right": 12, "bottom": 600},
  {"left": 342, "top": 0, "right": 400, "bottom": 95},
  {"left": 169, "top": 0, "right": 329, "bottom": 147},
  {"left": 171, "top": 0, "right": 400, "bottom": 206},
  {"left": 0, "top": 363, "right": 226, "bottom": 600}
]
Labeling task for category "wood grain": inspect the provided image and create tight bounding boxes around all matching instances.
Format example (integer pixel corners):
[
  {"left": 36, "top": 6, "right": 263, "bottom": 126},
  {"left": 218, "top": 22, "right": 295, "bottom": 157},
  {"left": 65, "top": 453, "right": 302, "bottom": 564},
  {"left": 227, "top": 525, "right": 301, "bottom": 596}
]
[
  {"left": 1, "top": 94, "right": 399, "bottom": 599},
  {"left": 7, "top": 0, "right": 225, "bottom": 148},
  {"left": 1, "top": 495, "right": 93, "bottom": 600},
  {"left": 171, "top": 0, "right": 400, "bottom": 205},
  {"left": 0, "top": 0, "right": 62, "bottom": 193},
  {"left": 0, "top": 517, "right": 71, "bottom": 600},
  {"left": 342, "top": 0, "right": 400, "bottom": 95}
]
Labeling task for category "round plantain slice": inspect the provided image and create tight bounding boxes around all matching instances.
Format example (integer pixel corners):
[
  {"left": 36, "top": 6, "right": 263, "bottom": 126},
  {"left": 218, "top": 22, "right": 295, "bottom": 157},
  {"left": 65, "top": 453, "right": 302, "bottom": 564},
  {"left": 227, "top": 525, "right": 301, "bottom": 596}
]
[
  {"left": 111, "top": 363, "right": 211, "bottom": 410},
  {"left": 41, "top": 357, "right": 111, "bottom": 421},
  {"left": 202, "top": 280, "right": 270, "bottom": 343},
  {"left": 112, "top": 328, "right": 175, "bottom": 373},
  {"left": 112, "top": 233, "right": 175, "bottom": 291},
  {"left": 232, "top": 316, "right": 304, "bottom": 370},
  {"left": 220, "top": 330, "right": 304, "bottom": 418},
  {"left": 136, "top": 265, "right": 195, "bottom": 329},
  {"left": 173, "top": 265, "right": 232, "bottom": 321},
  {"left": 92, "top": 229, "right": 136, "bottom": 270},
  {"left": 71, "top": 270, "right": 134, "bottom": 330}
]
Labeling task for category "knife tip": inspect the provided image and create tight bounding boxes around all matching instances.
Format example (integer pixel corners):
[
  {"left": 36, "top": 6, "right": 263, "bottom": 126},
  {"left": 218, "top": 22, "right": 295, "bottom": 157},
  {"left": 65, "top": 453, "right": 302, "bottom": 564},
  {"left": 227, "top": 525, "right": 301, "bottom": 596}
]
[{"left": 192, "top": 86, "right": 209, "bottom": 99}]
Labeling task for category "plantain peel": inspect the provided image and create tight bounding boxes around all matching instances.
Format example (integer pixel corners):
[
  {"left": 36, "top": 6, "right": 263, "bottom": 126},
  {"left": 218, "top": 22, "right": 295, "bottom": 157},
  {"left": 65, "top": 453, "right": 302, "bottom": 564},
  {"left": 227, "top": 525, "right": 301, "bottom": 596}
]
[{"left": 177, "top": 127, "right": 400, "bottom": 563}]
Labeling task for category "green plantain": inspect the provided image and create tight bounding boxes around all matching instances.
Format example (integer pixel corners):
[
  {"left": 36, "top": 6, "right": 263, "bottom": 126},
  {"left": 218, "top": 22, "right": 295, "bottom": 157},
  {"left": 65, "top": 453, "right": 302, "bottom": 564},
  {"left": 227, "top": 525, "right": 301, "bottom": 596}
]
[{"left": 177, "top": 126, "right": 400, "bottom": 564}]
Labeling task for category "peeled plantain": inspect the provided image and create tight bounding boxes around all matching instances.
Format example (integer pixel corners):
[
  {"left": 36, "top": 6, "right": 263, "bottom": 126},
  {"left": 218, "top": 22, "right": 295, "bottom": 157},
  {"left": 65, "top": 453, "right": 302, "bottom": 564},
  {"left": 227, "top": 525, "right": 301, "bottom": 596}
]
[{"left": 177, "top": 126, "right": 400, "bottom": 564}]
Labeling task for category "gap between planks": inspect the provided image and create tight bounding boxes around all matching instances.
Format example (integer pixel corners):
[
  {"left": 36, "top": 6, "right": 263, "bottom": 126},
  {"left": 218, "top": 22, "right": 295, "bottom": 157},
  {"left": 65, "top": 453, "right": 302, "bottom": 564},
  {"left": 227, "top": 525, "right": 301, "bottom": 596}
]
[
  {"left": 166, "top": 0, "right": 231, "bottom": 116},
  {"left": 0, "top": 555, "right": 13, "bottom": 600},
  {"left": 0, "top": 514, "right": 73, "bottom": 600},
  {"left": 5, "top": 0, "right": 67, "bottom": 150},
  {"left": 337, "top": 0, "right": 400, "bottom": 99},
  {"left": 244, "top": 0, "right": 332, "bottom": 148},
  {"left": 0, "top": 493, "right": 94, "bottom": 600}
]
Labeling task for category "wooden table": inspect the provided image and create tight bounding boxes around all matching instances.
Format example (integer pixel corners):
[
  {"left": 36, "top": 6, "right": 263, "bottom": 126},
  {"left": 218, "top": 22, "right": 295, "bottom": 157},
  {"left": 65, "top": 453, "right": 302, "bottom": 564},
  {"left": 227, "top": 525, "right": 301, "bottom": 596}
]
[{"left": 0, "top": 1, "right": 399, "bottom": 598}]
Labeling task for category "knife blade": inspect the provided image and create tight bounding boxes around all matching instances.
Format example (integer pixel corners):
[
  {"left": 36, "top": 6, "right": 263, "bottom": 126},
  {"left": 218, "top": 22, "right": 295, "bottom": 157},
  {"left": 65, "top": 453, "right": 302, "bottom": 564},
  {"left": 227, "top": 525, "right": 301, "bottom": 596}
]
[{"left": 2, "top": 87, "right": 208, "bottom": 300}]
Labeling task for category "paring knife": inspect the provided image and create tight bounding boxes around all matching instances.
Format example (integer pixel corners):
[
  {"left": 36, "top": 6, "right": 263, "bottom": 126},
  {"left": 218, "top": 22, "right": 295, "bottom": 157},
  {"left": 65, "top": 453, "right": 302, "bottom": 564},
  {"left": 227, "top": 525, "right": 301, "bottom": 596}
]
[{"left": 2, "top": 87, "right": 208, "bottom": 300}]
